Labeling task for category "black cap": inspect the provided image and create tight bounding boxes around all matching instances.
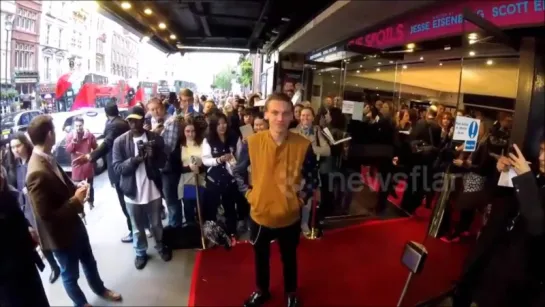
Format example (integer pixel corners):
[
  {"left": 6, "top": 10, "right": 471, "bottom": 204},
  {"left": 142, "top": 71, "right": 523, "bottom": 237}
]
[
  {"left": 126, "top": 106, "right": 145, "bottom": 120},
  {"left": 104, "top": 102, "right": 119, "bottom": 117}
]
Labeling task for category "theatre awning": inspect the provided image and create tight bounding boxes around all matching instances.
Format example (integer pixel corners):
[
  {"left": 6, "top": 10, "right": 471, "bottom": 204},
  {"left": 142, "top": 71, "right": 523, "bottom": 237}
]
[
  {"left": 278, "top": 0, "right": 438, "bottom": 54},
  {"left": 98, "top": 0, "right": 335, "bottom": 54}
]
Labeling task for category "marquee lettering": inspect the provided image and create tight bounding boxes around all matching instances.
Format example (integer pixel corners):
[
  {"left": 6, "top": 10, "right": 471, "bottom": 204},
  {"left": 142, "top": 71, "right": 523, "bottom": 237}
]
[{"left": 348, "top": 24, "right": 405, "bottom": 49}]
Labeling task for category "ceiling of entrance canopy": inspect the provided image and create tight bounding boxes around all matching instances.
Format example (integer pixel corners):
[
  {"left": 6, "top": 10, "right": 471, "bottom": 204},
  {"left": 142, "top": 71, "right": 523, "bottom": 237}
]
[{"left": 98, "top": 0, "right": 335, "bottom": 54}]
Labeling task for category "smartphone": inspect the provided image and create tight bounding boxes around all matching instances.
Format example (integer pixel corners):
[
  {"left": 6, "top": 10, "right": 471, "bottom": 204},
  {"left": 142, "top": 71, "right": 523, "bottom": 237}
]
[{"left": 144, "top": 117, "right": 152, "bottom": 127}]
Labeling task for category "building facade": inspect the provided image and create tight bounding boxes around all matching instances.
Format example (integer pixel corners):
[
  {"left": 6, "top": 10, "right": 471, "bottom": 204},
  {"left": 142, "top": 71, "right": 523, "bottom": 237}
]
[
  {"left": 1, "top": 1, "right": 16, "bottom": 87},
  {"left": 66, "top": 3, "right": 93, "bottom": 73},
  {"left": 12, "top": 0, "right": 42, "bottom": 103},
  {"left": 108, "top": 17, "right": 139, "bottom": 80},
  {"left": 38, "top": 1, "right": 70, "bottom": 99}
]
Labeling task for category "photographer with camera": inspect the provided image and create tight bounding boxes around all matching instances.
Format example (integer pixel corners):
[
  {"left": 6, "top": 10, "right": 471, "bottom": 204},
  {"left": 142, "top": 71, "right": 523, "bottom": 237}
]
[{"left": 112, "top": 106, "right": 172, "bottom": 270}]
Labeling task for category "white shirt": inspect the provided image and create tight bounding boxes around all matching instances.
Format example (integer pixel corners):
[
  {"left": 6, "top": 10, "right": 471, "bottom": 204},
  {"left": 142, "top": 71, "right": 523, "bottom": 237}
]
[
  {"left": 124, "top": 134, "right": 161, "bottom": 205},
  {"left": 193, "top": 102, "right": 201, "bottom": 113}
]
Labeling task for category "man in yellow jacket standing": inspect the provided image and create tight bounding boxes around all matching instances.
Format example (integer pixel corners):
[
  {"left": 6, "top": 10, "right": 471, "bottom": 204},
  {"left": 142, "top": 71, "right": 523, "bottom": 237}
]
[{"left": 233, "top": 93, "right": 319, "bottom": 307}]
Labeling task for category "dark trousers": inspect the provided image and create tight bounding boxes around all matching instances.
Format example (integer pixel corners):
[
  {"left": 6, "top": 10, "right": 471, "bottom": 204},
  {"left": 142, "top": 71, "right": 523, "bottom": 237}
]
[
  {"left": 53, "top": 224, "right": 106, "bottom": 307},
  {"left": 400, "top": 163, "right": 434, "bottom": 214},
  {"left": 250, "top": 219, "right": 300, "bottom": 294},
  {"left": 441, "top": 207, "right": 476, "bottom": 237},
  {"left": 319, "top": 173, "right": 333, "bottom": 218},
  {"left": 162, "top": 173, "right": 183, "bottom": 227},
  {"left": 182, "top": 198, "right": 197, "bottom": 224},
  {"left": 204, "top": 183, "right": 238, "bottom": 235},
  {"left": 0, "top": 262, "right": 50, "bottom": 307},
  {"left": 43, "top": 249, "right": 60, "bottom": 271},
  {"left": 115, "top": 182, "right": 132, "bottom": 233}
]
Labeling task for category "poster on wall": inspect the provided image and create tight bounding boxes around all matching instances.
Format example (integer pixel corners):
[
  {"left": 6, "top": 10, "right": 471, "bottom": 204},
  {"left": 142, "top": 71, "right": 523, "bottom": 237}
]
[{"left": 281, "top": 69, "right": 303, "bottom": 99}]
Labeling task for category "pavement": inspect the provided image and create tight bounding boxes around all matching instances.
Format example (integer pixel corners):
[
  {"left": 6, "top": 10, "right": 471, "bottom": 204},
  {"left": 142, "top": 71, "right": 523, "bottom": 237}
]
[{"left": 40, "top": 172, "right": 196, "bottom": 306}]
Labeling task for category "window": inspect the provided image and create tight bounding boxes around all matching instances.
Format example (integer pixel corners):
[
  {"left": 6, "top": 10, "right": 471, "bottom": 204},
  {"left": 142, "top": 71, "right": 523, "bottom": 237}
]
[
  {"left": 58, "top": 29, "right": 63, "bottom": 48},
  {"left": 43, "top": 56, "right": 51, "bottom": 81},
  {"left": 46, "top": 24, "right": 51, "bottom": 45},
  {"left": 15, "top": 8, "right": 37, "bottom": 33},
  {"left": 14, "top": 43, "right": 35, "bottom": 70},
  {"left": 56, "top": 58, "right": 62, "bottom": 79}
]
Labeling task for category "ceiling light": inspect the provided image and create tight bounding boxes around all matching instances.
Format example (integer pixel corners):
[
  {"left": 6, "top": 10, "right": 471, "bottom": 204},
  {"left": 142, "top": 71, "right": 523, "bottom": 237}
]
[
  {"left": 468, "top": 33, "right": 478, "bottom": 40},
  {"left": 141, "top": 35, "right": 150, "bottom": 43},
  {"left": 356, "top": 70, "right": 360, "bottom": 73},
  {"left": 439, "top": 62, "right": 443, "bottom": 66},
  {"left": 376, "top": 68, "right": 380, "bottom": 72},
  {"left": 176, "top": 45, "right": 250, "bottom": 52},
  {"left": 486, "top": 59, "right": 494, "bottom": 65},
  {"left": 389, "top": 61, "right": 394, "bottom": 64},
  {"left": 170, "top": 34, "right": 176, "bottom": 39},
  {"left": 406, "top": 43, "right": 415, "bottom": 49},
  {"left": 378, "top": 62, "right": 382, "bottom": 65},
  {"left": 333, "top": 81, "right": 336, "bottom": 84},
  {"left": 355, "top": 84, "right": 359, "bottom": 87},
  {"left": 402, "top": 65, "right": 408, "bottom": 69},
  {"left": 407, "top": 48, "right": 414, "bottom": 53},
  {"left": 158, "top": 23, "right": 167, "bottom": 29},
  {"left": 419, "top": 56, "right": 424, "bottom": 60},
  {"left": 144, "top": 8, "right": 152, "bottom": 15},
  {"left": 444, "top": 45, "right": 451, "bottom": 50},
  {"left": 375, "top": 87, "right": 379, "bottom": 89},
  {"left": 121, "top": 2, "right": 131, "bottom": 9},
  {"left": 359, "top": 65, "right": 362, "bottom": 68},
  {"left": 469, "top": 39, "right": 477, "bottom": 45},
  {"left": 469, "top": 51, "right": 476, "bottom": 56}
]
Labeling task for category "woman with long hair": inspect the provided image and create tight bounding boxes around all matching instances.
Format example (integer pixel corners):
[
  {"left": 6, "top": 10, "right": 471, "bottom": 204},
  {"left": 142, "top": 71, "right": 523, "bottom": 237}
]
[
  {"left": 8, "top": 132, "right": 60, "bottom": 283},
  {"left": 201, "top": 113, "right": 239, "bottom": 239},
  {"left": 178, "top": 118, "right": 206, "bottom": 226}
]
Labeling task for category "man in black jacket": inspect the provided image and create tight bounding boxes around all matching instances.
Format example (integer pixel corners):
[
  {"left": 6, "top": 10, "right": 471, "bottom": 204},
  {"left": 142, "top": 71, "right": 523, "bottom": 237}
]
[
  {"left": 73, "top": 102, "right": 131, "bottom": 242},
  {"left": 0, "top": 166, "right": 50, "bottom": 307}
]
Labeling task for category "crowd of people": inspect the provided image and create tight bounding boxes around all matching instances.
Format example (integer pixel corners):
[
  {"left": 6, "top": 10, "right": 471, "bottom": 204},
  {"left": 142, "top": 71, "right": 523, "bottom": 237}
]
[{"left": 1, "top": 87, "right": 544, "bottom": 307}]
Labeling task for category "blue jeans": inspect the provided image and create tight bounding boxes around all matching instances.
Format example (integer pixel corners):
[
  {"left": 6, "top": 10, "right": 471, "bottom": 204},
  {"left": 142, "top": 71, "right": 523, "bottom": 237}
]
[
  {"left": 53, "top": 225, "right": 106, "bottom": 307},
  {"left": 162, "top": 173, "right": 182, "bottom": 227},
  {"left": 127, "top": 198, "right": 165, "bottom": 257}
]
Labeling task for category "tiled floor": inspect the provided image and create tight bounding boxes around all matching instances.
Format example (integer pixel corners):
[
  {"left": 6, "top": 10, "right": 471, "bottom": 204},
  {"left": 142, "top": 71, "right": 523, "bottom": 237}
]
[{"left": 40, "top": 172, "right": 197, "bottom": 306}]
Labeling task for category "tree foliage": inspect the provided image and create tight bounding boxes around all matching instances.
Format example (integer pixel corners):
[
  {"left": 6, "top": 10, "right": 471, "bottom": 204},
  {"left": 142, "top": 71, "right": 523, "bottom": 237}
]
[
  {"left": 212, "top": 67, "right": 235, "bottom": 91},
  {"left": 236, "top": 59, "right": 253, "bottom": 88}
]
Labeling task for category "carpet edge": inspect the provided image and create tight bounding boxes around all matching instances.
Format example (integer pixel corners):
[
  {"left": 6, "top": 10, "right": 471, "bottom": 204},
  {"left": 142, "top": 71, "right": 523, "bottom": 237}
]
[{"left": 188, "top": 251, "right": 203, "bottom": 307}]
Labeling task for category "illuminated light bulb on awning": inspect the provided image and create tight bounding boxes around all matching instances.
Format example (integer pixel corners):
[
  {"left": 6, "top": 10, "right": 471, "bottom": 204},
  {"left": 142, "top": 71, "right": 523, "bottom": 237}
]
[
  {"left": 141, "top": 36, "right": 150, "bottom": 43},
  {"left": 121, "top": 2, "right": 131, "bottom": 9},
  {"left": 158, "top": 23, "right": 167, "bottom": 29},
  {"left": 144, "top": 8, "right": 152, "bottom": 15},
  {"left": 469, "top": 39, "right": 477, "bottom": 45},
  {"left": 170, "top": 34, "right": 176, "bottom": 39},
  {"left": 376, "top": 68, "right": 380, "bottom": 72},
  {"left": 469, "top": 51, "right": 476, "bottom": 56},
  {"left": 402, "top": 65, "right": 408, "bottom": 69},
  {"left": 468, "top": 33, "right": 478, "bottom": 40},
  {"left": 439, "top": 62, "right": 443, "bottom": 66},
  {"left": 406, "top": 43, "right": 415, "bottom": 49},
  {"left": 356, "top": 70, "right": 360, "bottom": 73},
  {"left": 486, "top": 59, "right": 494, "bottom": 65}
]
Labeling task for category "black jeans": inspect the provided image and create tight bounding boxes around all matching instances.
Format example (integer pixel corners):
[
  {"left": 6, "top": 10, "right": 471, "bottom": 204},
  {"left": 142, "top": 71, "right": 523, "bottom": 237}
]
[
  {"left": 0, "top": 261, "right": 50, "bottom": 307},
  {"left": 43, "top": 249, "right": 60, "bottom": 271},
  {"left": 115, "top": 182, "right": 132, "bottom": 233},
  {"left": 250, "top": 219, "right": 300, "bottom": 294},
  {"left": 204, "top": 183, "right": 238, "bottom": 236},
  {"left": 182, "top": 198, "right": 197, "bottom": 224}
]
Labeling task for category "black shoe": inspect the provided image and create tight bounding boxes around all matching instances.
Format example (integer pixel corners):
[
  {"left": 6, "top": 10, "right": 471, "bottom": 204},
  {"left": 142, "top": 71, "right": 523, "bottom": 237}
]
[
  {"left": 121, "top": 233, "right": 133, "bottom": 243},
  {"left": 287, "top": 294, "right": 299, "bottom": 307},
  {"left": 244, "top": 291, "right": 271, "bottom": 307},
  {"left": 49, "top": 267, "right": 60, "bottom": 283},
  {"left": 159, "top": 248, "right": 172, "bottom": 262},
  {"left": 134, "top": 255, "right": 148, "bottom": 270}
]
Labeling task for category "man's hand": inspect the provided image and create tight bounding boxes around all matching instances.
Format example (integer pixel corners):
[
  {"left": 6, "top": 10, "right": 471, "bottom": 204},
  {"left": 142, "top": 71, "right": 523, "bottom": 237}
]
[
  {"left": 453, "top": 159, "right": 464, "bottom": 167},
  {"left": 143, "top": 124, "right": 151, "bottom": 131},
  {"left": 152, "top": 126, "right": 164, "bottom": 135},
  {"left": 73, "top": 154, "right": 91, "bottom": 165},
  {"left": 133, "top": 155, "right": 145, "bottom": 164},
  {"left": 220, "top": 153, "right": 233, "bottom": 162},
  {"left": 144, "top": 145, "right": 153, "bottom": 158},
  {"left": 74, "top": 186, "right": 88, "bottom": 204},
  {"left": 28, "top": 227, "right": 39, "bottom": 244},
  {"left": 392, "top": 157, "right": 399, "bottom": 166}
]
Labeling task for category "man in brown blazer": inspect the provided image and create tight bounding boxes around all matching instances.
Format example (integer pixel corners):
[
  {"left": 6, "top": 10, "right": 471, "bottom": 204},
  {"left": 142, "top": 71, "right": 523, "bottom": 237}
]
[{"left": 26, "top": 115, "right": 121, "bottom": 307}]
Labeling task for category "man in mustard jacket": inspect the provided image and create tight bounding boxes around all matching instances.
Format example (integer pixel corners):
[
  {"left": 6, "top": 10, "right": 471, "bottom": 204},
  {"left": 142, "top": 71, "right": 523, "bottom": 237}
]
[{"left": 234, "top": 93, "right": 318, "bottom": 307}]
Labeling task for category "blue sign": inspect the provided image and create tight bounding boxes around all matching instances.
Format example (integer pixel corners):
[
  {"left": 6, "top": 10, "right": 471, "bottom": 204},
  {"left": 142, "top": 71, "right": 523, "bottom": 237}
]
[
  {"left": 464, "top": 140, "right": 476, "bottom": 151},
  {"left": 468, "top": 121, "right": 479, "bottom": 139}
]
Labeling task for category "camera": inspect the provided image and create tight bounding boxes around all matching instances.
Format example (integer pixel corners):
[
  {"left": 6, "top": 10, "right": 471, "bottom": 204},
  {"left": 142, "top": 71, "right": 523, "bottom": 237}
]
[{"left": 137, "top": 140, "right": 155, "bottom": 158}]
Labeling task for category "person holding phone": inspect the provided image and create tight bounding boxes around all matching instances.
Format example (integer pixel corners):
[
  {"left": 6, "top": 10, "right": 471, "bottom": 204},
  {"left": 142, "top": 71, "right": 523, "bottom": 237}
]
[
  {"left": 25, "top": 115, "right": 122, "bottom": 306},
  {"left": 453, "top": 141, "right": 545, "bottom": 307}
]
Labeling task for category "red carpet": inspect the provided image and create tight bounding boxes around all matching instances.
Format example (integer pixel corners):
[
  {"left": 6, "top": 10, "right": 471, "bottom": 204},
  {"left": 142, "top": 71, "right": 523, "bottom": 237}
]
[{"left": 188, "top": 218, "right": 471, "bottom": 306}]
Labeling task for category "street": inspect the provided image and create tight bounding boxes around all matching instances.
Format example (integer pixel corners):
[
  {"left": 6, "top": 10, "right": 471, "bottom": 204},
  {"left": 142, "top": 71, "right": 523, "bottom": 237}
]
[{"left": 40, "top": 172, "right": 196, "bottom": 306}]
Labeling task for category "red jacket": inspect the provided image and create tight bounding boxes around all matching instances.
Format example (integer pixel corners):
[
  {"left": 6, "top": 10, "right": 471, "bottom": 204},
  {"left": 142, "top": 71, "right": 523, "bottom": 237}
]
[{"left": 65, "top": 130, "right": 97, "bottom": 181}]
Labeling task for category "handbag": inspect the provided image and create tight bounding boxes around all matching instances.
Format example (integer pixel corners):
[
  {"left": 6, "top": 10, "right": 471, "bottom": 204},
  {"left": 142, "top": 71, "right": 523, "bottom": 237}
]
[
  {"left": 462, "top": 172, "right": 486, "bottom": 193},
  {"left": 410, "top": 125, "right": 438, "bottom": 155}
]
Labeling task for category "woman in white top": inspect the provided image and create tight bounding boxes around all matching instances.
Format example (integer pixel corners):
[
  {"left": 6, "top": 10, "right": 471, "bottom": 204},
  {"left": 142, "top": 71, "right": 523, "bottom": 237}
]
[
  {"left": 177, "top": 118, "right": 206, "bottom": 225},
  {"left": 290, "top": 107, "right": 330, "bottom": 236}
]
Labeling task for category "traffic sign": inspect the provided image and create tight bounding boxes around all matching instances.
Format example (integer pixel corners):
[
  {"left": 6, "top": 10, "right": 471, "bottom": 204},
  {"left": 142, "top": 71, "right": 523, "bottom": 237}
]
[{"left": 453, "top": 116, "right": 481, "bottom": 152}]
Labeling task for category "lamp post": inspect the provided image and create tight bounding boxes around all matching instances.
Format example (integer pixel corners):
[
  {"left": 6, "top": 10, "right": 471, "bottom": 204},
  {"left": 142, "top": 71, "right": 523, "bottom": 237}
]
[{"left": 4, "top": 15, "right": 13, "bottom": 87}]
